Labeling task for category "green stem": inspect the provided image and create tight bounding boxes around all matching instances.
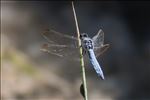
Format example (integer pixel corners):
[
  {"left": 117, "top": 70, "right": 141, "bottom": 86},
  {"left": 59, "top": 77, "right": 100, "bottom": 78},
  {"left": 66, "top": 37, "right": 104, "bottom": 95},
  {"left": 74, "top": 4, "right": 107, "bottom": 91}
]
[{"left": 71, "top": 2, "right": 88, "bottom": 100}]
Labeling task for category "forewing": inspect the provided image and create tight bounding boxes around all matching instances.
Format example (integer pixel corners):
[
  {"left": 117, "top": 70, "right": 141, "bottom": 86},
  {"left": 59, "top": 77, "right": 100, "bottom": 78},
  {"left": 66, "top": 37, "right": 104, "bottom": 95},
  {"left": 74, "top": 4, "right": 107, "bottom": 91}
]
[
  {"left": 94, "top": 44, "right": 110, "bottom": 57},
  {"left": 41, "top": 28, "right": 78, "bottom": 46},
  {"left": 92, "top": 29, "right": 104, "bottom": 47}
]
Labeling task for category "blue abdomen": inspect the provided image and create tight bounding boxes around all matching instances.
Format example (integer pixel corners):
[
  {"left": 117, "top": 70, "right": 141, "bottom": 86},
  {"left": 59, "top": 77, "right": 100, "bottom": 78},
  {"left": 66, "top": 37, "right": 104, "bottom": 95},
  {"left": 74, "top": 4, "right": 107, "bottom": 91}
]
[{"left": 88, "top": 49, "right": 105, "bottom": 80}]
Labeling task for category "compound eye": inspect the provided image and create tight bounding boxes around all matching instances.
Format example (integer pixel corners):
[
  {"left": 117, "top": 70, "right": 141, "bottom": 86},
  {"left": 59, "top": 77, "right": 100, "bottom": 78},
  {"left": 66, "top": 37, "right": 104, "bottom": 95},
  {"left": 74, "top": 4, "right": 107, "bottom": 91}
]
[
  {"left": 80, "top": 34, "right": 83, "bottom": 38},
  {"left": 84, "top": 33, "right": 89, "bottom": 37},
  {"left": 84, "top": 34, "right": 87, "bottom": 37}
]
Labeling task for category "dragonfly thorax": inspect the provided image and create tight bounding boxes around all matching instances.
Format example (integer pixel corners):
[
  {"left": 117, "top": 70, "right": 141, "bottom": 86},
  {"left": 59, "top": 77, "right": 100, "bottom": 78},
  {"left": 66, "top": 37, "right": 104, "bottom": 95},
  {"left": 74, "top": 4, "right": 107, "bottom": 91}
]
[{"left": 81, "top": 37, "right": 94, "bottom": 50}]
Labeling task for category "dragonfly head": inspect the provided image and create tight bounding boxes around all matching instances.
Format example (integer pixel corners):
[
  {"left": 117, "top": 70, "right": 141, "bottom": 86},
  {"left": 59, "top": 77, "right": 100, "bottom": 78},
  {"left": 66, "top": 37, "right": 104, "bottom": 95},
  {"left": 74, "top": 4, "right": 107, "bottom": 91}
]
[{"left": 80, "top": 33, "right": 88, "bottom": 39}]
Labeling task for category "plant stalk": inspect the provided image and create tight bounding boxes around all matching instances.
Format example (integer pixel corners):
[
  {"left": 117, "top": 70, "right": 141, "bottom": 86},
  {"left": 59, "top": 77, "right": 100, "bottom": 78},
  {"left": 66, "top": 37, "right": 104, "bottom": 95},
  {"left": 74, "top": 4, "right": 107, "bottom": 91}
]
[{"left": 71, "top": 1, "right": 88, "bottom": 100}]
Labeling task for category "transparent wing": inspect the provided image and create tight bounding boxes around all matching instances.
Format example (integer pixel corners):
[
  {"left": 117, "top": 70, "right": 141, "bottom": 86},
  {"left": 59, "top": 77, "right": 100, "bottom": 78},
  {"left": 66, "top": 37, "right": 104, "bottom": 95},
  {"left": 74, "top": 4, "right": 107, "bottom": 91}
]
[
  {"left": 41, "top": 29, "right": 80, "bottom": 60},
  {"left": 94, "top": 44, "right": 110, "bottom": 57},
  {"left": 41, "top": 28, "right": 78, "bottom": 46},
  {"left": 92, "top": 29, "right": 104, "bottom": 47},
  {"left": 92, "top": 29, "right": 109, "bottom": 57}
]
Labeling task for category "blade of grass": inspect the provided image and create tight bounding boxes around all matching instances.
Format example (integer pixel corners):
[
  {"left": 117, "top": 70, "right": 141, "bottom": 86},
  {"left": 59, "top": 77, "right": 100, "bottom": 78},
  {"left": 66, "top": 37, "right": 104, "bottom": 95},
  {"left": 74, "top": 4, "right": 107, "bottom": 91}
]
[{"left": 71, "top": 2, "right": 88, "bottom": 100}]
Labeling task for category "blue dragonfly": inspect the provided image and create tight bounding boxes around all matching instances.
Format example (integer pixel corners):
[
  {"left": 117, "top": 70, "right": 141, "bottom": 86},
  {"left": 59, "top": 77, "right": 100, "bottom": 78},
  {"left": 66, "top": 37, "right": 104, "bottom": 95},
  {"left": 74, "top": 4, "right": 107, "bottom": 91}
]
[{"left": 41, "top": 28, "right": 109, "bottom": 80}]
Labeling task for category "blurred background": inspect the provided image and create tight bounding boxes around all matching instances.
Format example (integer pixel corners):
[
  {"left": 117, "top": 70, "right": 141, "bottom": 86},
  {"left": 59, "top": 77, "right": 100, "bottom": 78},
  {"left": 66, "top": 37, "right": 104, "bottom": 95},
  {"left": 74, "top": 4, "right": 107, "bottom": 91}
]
[{"left": 1, "top": 1, "right": 150, "bottom": 100}]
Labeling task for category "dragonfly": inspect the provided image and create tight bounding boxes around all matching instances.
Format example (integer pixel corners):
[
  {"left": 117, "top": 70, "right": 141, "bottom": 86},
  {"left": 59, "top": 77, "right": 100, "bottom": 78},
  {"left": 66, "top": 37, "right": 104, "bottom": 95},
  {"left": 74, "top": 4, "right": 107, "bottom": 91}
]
[{"left": 41, "top": 28, "right": 109, "bottom": 80}]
